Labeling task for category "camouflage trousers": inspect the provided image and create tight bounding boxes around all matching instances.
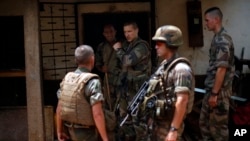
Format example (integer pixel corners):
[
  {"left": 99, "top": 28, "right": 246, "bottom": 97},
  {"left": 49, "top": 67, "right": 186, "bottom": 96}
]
[
  {"left": 199, "top": 88, "right": 231, "bottom": 141},
  {"left": 117, "top": 117, "right": 150, "bottom": 141},
  {"left": 103, "top": 82, "right": 120, "bottom": 110},
  {"left": 116, "top": 78, "right": 141, "bottom": 123},
  {"left": 117, "top": 97, "right": 145, "bottom": 141},
  {"left": 116, "top": 77, "right": 149, "bottom": 141},
  {"left": 152, "top": 119, "right": 185, "bottom": 141},
  {"left": 102, "top": 82, "right": 121, "bottom": 141},
  {"left": 117, "top": 91, "right": 149, "bottom": 141}
]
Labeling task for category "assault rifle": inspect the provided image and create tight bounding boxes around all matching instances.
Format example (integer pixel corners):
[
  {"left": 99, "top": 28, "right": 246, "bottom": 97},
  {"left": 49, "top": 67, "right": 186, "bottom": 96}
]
[{"left": 119, "top": 81, "right": 149, "bottom": 127}]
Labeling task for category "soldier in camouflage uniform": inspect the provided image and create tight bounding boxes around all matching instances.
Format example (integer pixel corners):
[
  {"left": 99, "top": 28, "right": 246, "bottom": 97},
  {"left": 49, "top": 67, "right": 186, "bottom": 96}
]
[
  {"left": 139, "top": 25, "right": 195, "bottom": 141},
  {"left": 113, "top": 21, "right": 152, "bottom": 140},
  {"left": 199, "top": 7, "right": 235, "bottom": 141},
  {"left": 95, "top": 24, "right": 121, "bottom": 110},
  {"left": 56, "top": 45, "right": 108, "bottom": 141}
]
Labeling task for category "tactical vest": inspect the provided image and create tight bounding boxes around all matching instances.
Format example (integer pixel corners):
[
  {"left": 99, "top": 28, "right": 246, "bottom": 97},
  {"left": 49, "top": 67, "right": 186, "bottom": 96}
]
[
  {"left": 59, "top": 72, "right": 99, "bottom": 126},
  {"left": 145, "top": 57, "right": 194, "bottom": 117},
  {"left": 125, "top": 39, "right": 152, "bottom": 77},
  {"left": 163, "top": 57, "right": 194, "bottom": 114}
]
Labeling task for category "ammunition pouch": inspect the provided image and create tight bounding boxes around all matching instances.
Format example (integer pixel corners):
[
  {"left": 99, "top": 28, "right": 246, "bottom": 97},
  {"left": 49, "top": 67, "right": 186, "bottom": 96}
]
[
  {"left": 147, "top": 76, "right": 161, "bottom": 93},
  {"left": 155, "top": 99, "right": 166, "bottom": 117},
  {"left": 154, "top": 98, "right": 175, "bottom": 120},
  {"left": 141, "top": 94, "right": 176, "bottom": 119},
  {"left": 141, "top": 95, "right": 157, "bottom": 111}
]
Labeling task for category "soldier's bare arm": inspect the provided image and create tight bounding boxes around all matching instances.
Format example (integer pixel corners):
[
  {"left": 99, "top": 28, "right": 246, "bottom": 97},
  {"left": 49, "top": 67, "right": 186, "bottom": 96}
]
[
  {"left": 56, "top": 101, "right": 69, "bottom": 141},
  {"left": 92, "top": 101, "right": 109, "bottom": 141}
]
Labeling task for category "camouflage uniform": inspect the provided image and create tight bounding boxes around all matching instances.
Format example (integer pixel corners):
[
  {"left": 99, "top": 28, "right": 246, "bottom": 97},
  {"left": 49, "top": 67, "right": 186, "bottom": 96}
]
[
  {"left": 57, "top": 67, "right": 104, "bottom": 141},
  {"left": 138, "top": 54, "right": 194, "bottom": 141},
  {"left": 116, "top": 37, "right": 151, "bottom": 140},
  {"left": 199, "top": 27, "right": 235, "bottom": 141},
  {"left": 95, "top": 41, "right": 121, "bottom": 110}
]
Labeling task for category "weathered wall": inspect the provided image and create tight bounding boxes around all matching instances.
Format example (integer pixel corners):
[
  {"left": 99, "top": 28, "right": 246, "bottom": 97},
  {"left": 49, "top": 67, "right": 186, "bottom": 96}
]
[
  {"left": 203, "top": 0, "right": 250, "bottom": 74},
  {"left": 2, "top": 0, "right": 249, "bottom": 74},
  {"left": 155, "top": 0, "right": 250, "bottom": 74}
]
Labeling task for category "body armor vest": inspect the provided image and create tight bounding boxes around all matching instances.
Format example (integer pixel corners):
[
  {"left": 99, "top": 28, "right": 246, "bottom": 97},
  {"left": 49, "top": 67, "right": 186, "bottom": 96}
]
[
  {"left": 163, "top": 57, "right": 194, "bottom": 114},
  {"left": 145, "top": 57, "right": 194, "bottom": 117},
  {"left": 59, "top": 72, "right": 99, "bottom": 126}
]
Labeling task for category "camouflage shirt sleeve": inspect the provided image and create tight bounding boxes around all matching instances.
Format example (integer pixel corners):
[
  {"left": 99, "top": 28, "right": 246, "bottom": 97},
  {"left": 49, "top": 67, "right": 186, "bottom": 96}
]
[
  {"left": 172, "top": 63, "right": 193, "bottom": 94},
  {"left": 213, "top": 34, "right": 232, "bottom": 68},
  {"left": 85, "top": 78, "right": 104, "bottom": 106},
  {"left": 116, "top": 43, "right": 149, "bottom": 67}
]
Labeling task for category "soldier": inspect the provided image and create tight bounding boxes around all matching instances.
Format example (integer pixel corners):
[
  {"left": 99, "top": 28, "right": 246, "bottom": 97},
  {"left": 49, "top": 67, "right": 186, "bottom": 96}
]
[
  {"left": 140, "top": 25, "right": 195, "bottom": 141},
  {"left": 56, "top": 45, "right": 108, "bottom": 141},
  {"left": 113, "top": 21, "right": 152, "bottom": 140},
  {"left": 95, "top": 23, "right": 121, "bottom": 141},
  {"left": 199, "top": 7, "right": 235, "bottom": 141},
  {"left": 95, "top": 23, "right": 121, "bottom": 110}
]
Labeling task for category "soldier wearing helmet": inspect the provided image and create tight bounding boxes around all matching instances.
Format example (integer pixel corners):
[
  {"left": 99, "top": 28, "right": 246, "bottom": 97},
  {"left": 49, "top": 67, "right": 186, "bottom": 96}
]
[
  {"left": 152, "top": 25, "right": 183, "bottom": 47},
  {"left": 136, "top": 25, "right": 195, "bottom": 141}
]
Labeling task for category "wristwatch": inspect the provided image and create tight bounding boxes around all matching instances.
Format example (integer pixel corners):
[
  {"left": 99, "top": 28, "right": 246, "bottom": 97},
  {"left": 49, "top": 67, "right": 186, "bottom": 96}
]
[
  {"left": 211, "top": 92, "right": 219, "bottom": 96},
  {"left": 169, "top": 126, "right": 178, "bottom": 132}
]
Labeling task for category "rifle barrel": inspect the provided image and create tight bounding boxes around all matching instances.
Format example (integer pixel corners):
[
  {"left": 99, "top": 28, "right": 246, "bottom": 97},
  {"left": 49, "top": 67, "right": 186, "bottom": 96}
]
[{"left": 119, "top": 114, "right": 129, "bottom": 127}]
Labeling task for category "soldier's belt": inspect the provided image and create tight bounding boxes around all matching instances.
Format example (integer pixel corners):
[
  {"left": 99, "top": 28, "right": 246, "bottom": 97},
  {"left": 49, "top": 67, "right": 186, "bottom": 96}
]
[{"left": 64, "top": 121, "right": 95, "bottom": 129}]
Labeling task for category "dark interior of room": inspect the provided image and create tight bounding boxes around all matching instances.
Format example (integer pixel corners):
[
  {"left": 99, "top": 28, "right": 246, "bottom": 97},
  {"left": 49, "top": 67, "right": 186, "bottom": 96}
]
[
  {"left": 0, "top": 16, "right": 26, "bottom": 107},
  {"left": 0, "top": 16, "right": 25, "bottom": 71},
  {"left": 82, "top": 12, "right": 151, "bottom": 50},
  {"left": 82, "top": 12, "right": 157, "bottom": 79}
]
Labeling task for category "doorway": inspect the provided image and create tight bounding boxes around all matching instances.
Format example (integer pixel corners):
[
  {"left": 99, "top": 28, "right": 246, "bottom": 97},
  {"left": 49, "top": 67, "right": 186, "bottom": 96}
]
[
  {"left": 82, "top": 12, "right": 156, "bottom": 77},
  {"left": 82, "top": 12, "right": 151, "bottom": 51}
]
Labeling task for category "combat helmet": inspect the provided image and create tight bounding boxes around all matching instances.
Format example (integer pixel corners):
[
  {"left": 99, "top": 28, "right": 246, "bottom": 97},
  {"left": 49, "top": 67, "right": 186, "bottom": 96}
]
[{"left": 152, "top": 25, "right": 183, "bottom": 47}]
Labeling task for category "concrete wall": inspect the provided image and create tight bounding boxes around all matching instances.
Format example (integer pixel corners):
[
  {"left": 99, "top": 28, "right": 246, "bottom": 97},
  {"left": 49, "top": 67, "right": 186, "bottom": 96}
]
[
  {"left": 155, "top": 0, "right": 250, "bottom": 74},
  {"left": 204, "top": 0, "right": 250, "bottom": 74}
]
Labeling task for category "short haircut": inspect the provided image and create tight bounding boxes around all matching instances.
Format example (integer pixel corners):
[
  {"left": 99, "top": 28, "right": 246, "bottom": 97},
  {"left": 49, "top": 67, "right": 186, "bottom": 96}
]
[
  {"left": 123, "top": 21, "right": 138, "bottom": 29},
  {"left": 74, "top": 45, "right": 94, "bottom": 65},
  {"left": 205, "top": 7, "right": 223, "bottom": 19}
]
